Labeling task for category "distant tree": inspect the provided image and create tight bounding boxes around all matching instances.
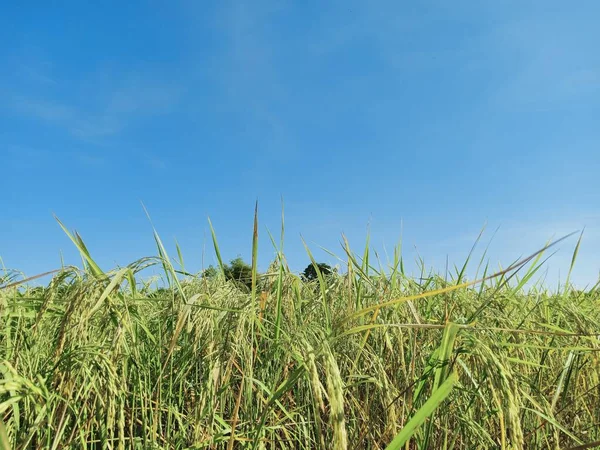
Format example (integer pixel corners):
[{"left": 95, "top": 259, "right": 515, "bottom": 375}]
[
  {"left": 201, "top": 265, "right": 218, "bottom": 279},
  {"left": 224, "top": 257, "right": 253, "bottom": 290},
  {"left": 200, "top": 258, "right": 254, "bottom": 290},
  {"left": 301, "top": 262, "right": 333, "bottom": 282}
]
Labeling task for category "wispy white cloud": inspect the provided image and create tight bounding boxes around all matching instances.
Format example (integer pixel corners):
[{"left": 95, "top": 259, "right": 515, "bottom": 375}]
[
  {"left": 299, "top": 1, "right": 600, "bottom": 111},
  {"left": 4, "top": 144, "right": 54, "bottom": 169},
  {"left": 485, "top": 9, "right": 600, "bottom": 110},
  {"left": 207, "top": 0, "right": 297, "bottom": 160},
  {"left": 107, "top": 78, "right": 182, "bottom": 115},
  {"left": 9, "top": 64, "right": 183, "bottom": 141},
  {"left": 13, "top": 97, "right": 73, "bottom": 122},
  {"left": 70, "top": 116, "right": 124, "bottom": 140},
  {"left": 17, "top": 64, "right": 57, "bottom": 86},
  {"left": 12, "top": 96, "right": 124, "bottom": 140}
]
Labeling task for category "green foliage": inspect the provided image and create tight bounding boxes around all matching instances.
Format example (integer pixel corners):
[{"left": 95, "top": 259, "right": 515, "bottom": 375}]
[
  {"left": 201, "top": 265, "right": 219, "bottom": 279},
  {"left": 301, "top": 262, "right": 333, "bottom": 281},
  {"left": 202, "top": 258, "right": 253, "bottom": 291},
  {"left": 0, "top": 224, "right": 599, "bottom": 449},
  {"left": 224, "top": 256, "right": 253, "bottom": 290}
]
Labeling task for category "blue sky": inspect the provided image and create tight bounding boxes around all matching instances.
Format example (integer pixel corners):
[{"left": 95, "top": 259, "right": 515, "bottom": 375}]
[{"left": 2, "top": 0, "right": 599, "bottom": 288}]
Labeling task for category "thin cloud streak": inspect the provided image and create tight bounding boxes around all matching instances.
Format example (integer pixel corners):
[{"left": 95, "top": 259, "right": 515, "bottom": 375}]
[{"left": 10, "top": 72, "right": 183, "bottom": 140}]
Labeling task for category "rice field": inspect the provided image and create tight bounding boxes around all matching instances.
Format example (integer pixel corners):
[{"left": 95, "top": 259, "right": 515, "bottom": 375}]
[{"left": 1, "top": 214, "right": 599, "bottom": 449}]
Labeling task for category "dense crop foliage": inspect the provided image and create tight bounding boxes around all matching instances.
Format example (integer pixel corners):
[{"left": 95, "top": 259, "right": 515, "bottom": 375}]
[{"left": 1, "top": 216, "right": 599, "bottom": 449}]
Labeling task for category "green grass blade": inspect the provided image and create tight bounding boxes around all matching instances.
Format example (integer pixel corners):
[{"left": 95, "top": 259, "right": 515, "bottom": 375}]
[
  {"left": 208, "top": 217, "right": 225, "bottom": 277},
  {"left": 456, "top": 224, "right": 485, "bottom": 284},
  {"left": 301, "top": 237, "right": 332, "bottom": 331},
  {"left": 54, "top": 216, "right": 104, "bottom": 279},
  {"left": 251, "top": 201, "right": 259, "bottom": 303},
  {"left": 385, "top": 371, "right": 458, "bottom": 450},
  {"left": 565, "top": 229, "right": 584, "bottom": 291},
  {"left": 175, "top": 239, "right": 185, "bottom": 271},
  {"left": 0, "top": 418, "right": 10, "bottom": 450},
  {"left": 280, "top": 195, "right": 285, "bottom": 251}
]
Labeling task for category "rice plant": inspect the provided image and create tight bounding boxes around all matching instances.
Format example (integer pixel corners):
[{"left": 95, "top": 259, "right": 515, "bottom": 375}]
[{"left": 1, "top": 213, "right": 599, "bottom": 449}]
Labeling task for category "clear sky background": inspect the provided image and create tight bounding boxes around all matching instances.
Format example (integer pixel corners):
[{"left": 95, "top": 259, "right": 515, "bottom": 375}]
[{"left": 2, "top": 1, "right": 599, "bottom": 288}]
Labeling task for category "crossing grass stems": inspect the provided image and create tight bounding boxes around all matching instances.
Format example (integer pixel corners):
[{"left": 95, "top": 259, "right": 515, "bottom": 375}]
[{"left": 1, "top": 212, "right": 599, "bottom": 449}]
